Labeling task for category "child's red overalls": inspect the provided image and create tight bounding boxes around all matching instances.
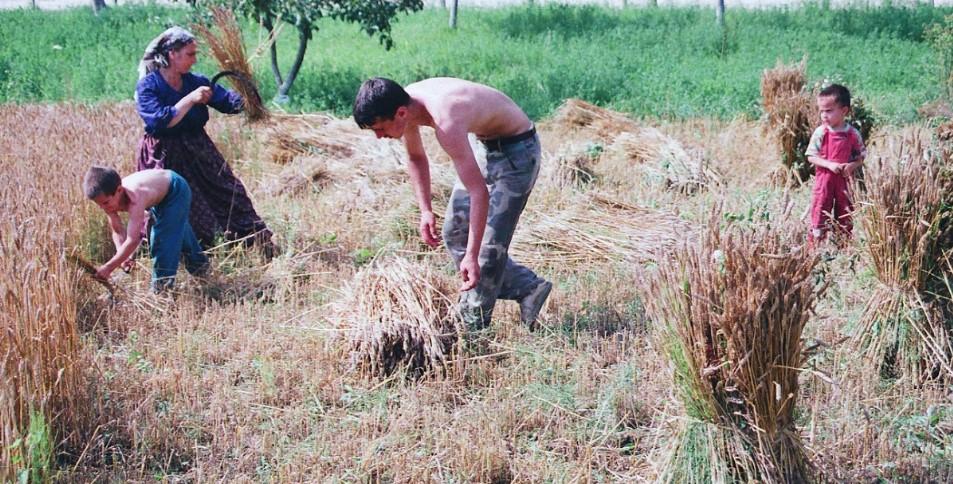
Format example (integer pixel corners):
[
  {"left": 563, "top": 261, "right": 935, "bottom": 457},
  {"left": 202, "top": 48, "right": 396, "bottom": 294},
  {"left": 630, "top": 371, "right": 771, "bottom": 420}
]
[{"left": 810, "top": 126, "right": 861, "bottom": 243}]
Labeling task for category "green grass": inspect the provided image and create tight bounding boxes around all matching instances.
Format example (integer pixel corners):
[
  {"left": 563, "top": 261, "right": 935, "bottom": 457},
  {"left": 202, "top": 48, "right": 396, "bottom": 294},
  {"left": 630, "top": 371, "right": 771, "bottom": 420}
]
[{"left": 0, "top": 3, "right": 949, "bottom": 122}]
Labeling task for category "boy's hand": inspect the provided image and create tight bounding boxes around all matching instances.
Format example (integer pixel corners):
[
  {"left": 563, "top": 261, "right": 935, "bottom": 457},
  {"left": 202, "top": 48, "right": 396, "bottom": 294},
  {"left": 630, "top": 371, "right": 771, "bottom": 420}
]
[
  {"left": 121, "top": 259, "right": 135, "bottom": 273},
  {"left": 94, "top": 265, "right": 114, "bottom": 281},
  {"left": 419, "top": 211, "right": 441, "bottom": 248},
  {"left": 828, "top": 161, "right": 844, "bottom": 173},
  {"left": 459, "top": 255, "right": 480, "bottom": 292},
  {"left": 844, "top": 161, "right": 861, "bottom": 177}
]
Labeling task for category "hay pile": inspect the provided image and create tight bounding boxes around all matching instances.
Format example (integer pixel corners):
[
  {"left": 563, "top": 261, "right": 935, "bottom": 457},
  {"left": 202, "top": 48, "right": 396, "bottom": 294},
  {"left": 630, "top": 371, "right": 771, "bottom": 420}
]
[
  {"left": 761, "top": 60, "right": 816, "bottom": 186},
  {"left": 511, "top": 194, "right": 690, "bottom": 267},
  {"left": 645, "top": 213, "right": 819, "bottom": 483},
  {"left": 553, "top": 144, "right": 599, "bottom": 190},
  {"left": 194, "top": 7, "right": 269, "bottom": 122},
  {"left": 328, "top": 257, "right": 460, "bottom": 377},
  {"left": 604, "top": 128, "right": 722, "bottom": 194},
  {"left": 853, "top": 132, "right": 953, "bottom": 381},
  {"left": 547, "top": 98, "right": 640, "bottom": 141}
]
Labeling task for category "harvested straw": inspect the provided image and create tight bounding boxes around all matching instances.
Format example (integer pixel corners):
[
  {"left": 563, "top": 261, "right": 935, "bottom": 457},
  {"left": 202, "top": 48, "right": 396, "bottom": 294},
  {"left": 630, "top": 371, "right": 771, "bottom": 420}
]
[
  {"left": 511, "top": 194, "right": 689, "bottom": 267},
  {"left": 329, "top": 257, "right": 460, "bottom": 377},
  {"left": 853, "top": 132, "right": 953, "bottom": 381},
  {"left": 645, "top": 210, "right": 819, "bottom": 483},
  {"left": 193, "top": 7, "right": 269, "bottom": 122},
  {"left": 265, "top": 156, "right": 333, "bottom": 197},
  {"left": 553, "top": 145, "right": 598, "bottom": 189},
  {"left": 548, "top": 98, "right": 639, "bottom": 141},
  {"left": 761, "top": 60, "right": 816, "bottom": 186},
  {"left": 604, "top": 128, "right": 722, "bottom": 195}
]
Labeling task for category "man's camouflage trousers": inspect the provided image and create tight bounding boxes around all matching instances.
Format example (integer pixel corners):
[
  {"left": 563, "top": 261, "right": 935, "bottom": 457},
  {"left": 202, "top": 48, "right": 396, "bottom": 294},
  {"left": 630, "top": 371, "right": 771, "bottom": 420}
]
[{"left": 442, "top": 132, "right": 546, "bottom": 329}]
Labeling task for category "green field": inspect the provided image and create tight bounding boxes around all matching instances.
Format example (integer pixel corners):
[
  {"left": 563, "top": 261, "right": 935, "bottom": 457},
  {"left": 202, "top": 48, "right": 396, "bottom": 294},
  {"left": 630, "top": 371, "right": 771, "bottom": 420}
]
[{"left": 1, "top": 3, "right": 949, "bottom": 121}]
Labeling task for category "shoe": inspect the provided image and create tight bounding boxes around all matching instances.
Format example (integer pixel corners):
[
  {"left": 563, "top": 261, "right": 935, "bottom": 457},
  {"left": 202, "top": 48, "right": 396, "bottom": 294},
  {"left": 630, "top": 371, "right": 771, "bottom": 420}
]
[{"left": 519, "top": 280, "right": 552, "bottom": 329}]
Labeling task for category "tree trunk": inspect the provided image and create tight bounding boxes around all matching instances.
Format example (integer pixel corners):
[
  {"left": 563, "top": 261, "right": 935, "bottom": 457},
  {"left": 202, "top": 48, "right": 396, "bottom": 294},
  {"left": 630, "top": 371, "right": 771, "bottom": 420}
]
[
  {"left": 449, "top": 0, "right": 458, "bottom": 29},
  {"left": 716, "top": 0, "right": 725, "bottom": 28},
  {"left": 91, "top": 0, "right": 107, "bottom": 14},
  {"left": 262, "top": 15, "right": 284, "bottom": 90},
  {"left": 276, "top": 24, "right": 310, "bottom": 103}
]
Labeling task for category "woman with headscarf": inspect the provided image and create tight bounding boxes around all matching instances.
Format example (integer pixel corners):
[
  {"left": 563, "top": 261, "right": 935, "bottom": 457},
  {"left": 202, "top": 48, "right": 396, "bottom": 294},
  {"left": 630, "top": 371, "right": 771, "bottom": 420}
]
[{"left": 135, "top": 26, "right": 276, "bottom": 255}]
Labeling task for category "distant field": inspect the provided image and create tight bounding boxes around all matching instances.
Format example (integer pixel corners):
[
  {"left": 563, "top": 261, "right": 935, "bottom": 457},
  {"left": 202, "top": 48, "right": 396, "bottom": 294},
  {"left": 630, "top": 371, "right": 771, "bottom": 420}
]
[{"left": 2, "top": 4, "right": 950, "bottom": 121}]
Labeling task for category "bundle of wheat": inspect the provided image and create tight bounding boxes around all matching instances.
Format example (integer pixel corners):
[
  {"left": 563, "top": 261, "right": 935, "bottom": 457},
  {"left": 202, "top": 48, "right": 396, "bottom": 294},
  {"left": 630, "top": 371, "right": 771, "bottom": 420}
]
[
  {"left": 511, "top": 194, "right": 689, "bottom": 267},
  {"left": 761, "top": 60, "right": 816, "bottom": 185},
  {"left": 761, "top": 59, "right": 807, "bottom": 119},
  {"left": 194, "top": 7, "right": 268, "bottom": 122},
  {"left": 853, "top": 132, "right": 953, "bottom": 381},
  {"left": 603, "top": 128, "right": 722, "bottom": 195},
  {"left": 328, "top": 257, "right": 460, "bottom": 377},
  {"left": 546, "top": 98, "right": 639, "bottom": 141},
  {"left": 645, "top": 212, "right": 818, "bottom": 483},
  {"left": 264, "top": 156, "right": 334, "bottom": 197},
  {"left": 552, "top": 145, "right": 598, "bottom": 190}
]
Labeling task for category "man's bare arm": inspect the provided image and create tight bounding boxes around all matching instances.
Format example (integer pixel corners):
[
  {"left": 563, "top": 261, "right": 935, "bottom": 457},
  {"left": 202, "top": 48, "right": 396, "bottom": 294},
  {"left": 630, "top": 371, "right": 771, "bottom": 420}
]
[
  {"left": 404, "top": 126, "right": 442, "bottom": 247},
  {"left": 436, "top": 124, "right": 488, "bottom": 291}
]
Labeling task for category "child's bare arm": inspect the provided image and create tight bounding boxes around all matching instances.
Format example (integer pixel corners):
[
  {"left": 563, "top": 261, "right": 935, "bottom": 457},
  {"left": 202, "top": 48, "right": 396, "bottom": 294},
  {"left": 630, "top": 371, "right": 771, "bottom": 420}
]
[
  {"left": 108, "top": 212, "right": 126, "bottom": 250},
  {"left": 96, "top": 209, "right": 145, "bottom": 280}
]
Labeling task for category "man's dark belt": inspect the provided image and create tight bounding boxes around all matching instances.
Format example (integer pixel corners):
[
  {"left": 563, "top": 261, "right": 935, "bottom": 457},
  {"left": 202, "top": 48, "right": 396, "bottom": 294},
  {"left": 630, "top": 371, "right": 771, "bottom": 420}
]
[{"left": 480, "top": 126, "right": 536, "bottom": 151}]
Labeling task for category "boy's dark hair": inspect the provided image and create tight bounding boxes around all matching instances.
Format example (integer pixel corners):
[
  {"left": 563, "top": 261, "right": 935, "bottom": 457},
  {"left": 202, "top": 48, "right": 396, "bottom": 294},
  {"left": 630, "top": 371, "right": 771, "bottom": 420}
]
[
  {"left": 82, "top": 166, "right": 122, "bottom": 199},
  {"left": 819, "top": 83, "right": 851, "bottom": 108},
  {"left": 353, "top": 77, "right": 411, "bottom": 128}
]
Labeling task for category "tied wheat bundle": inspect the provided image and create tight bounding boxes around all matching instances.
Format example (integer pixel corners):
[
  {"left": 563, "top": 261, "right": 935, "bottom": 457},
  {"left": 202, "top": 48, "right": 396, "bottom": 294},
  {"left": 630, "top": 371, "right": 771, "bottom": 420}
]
[
  {"left": 329, "top": 257, "right": 461, "bottom": 377},
  {"left": 761, "top": 60, "right": 816, "bottom": 186},
  {"left": 645, "top": 212, "right": 819, "bottom": 483},
  {"left": 194, "top": 7, "right": 268, "bottom": 122},
  {"left": 853, "top": 132, "right": 953, "bottom": 381}
]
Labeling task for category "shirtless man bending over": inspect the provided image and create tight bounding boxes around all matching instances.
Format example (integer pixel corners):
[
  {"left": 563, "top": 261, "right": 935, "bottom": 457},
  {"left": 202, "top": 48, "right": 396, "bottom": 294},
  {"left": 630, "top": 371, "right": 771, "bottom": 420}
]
[{"left": 353, "top": 77, "right": 552, "bottom": 330}]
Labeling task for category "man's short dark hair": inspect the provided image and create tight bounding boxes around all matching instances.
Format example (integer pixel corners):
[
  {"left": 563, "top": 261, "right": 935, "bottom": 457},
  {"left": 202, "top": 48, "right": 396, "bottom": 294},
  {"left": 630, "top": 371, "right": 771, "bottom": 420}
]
[
  {"left": 819, "top": 83, "right": 851, "bottom": 108},
  {"left": 353, "top": 77, "right": 411, "bottom": 128},
  {"left": 82, "top": 166, "right": 121, "bottom": 199}
]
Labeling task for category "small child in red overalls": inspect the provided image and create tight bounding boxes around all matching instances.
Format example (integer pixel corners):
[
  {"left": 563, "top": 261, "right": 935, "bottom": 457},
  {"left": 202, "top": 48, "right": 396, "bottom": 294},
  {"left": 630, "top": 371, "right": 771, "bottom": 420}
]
[{"left": 805, "top": 84, "right": 866, "bottom": 247}]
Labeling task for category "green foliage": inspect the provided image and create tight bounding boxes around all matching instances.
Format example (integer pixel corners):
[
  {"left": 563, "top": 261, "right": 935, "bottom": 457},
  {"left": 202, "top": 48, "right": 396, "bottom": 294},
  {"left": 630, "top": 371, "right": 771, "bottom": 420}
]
[
  {"left": 9, "top": 409, "right": 52, "bottom": 484},
  {"left": 0, "top": 4, "right": 949, "bottom": 121},
  {"left": 927, "top": 14, "right": 953, "bottom": 96}
]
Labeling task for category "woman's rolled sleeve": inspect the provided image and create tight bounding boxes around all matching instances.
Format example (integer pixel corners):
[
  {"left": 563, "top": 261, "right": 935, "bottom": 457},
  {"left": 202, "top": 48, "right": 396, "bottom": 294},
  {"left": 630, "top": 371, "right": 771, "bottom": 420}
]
[{"left": 137, "top": 82, "right": 177, "bottom": 133}]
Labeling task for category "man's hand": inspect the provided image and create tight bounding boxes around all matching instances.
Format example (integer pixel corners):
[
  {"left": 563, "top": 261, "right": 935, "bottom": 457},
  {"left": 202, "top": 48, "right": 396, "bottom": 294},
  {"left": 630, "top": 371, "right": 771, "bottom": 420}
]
[
  {"left": 94, "top": 264, "right": 114, "bottom": 282},
  {"left": 459, "top": 255, "right": 480, "bottom": 292},
  {"left": 419, "top": 211, "right": 441, "bottom": 248},
  {"left": 121, "top": 258, "right": 135, "bottom": 273}
]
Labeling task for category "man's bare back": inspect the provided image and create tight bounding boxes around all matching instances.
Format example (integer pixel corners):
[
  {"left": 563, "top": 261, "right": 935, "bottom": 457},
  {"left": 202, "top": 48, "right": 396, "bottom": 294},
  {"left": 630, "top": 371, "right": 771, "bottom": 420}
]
[{"left": 404, "top": 78, "right": 532, "bottom": 139}]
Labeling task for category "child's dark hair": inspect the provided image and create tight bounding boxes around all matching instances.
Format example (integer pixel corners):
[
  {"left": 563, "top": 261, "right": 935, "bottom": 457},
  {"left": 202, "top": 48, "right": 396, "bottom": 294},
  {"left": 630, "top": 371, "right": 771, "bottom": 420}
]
[
  {"left": 819, "top": 83, "right": 851, "bottom": 108},
  {"left": 82, "top": 166, "right": 121, "bottom": 199},
  {"left": 353, "top": 77, "right": 411, "bottom": 128}
]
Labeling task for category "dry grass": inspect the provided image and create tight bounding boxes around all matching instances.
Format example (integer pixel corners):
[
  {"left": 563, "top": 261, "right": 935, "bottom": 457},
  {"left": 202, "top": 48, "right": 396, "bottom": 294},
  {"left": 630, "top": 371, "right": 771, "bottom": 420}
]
[
  {"left": 4, "top": 100, "right": 952, "bottom": 482},
  {"left": 645, "top": 209, "right": 819, "bottom": 483},
  {"left": 511, "top": 193, "right": 690, "bottom": 267},
  {"left": 852, "top": 130, "right": 953, "bottom": 381},
  {"left": 194, "top": 7, "right": 269, "bottom": 122}
]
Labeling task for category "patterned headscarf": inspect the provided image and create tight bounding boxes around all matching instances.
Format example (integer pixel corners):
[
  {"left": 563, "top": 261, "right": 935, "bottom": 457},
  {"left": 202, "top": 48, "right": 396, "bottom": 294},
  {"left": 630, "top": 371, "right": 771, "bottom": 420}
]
[{"left": 138, "top": 26, "right": 196, "bottom": 79}]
